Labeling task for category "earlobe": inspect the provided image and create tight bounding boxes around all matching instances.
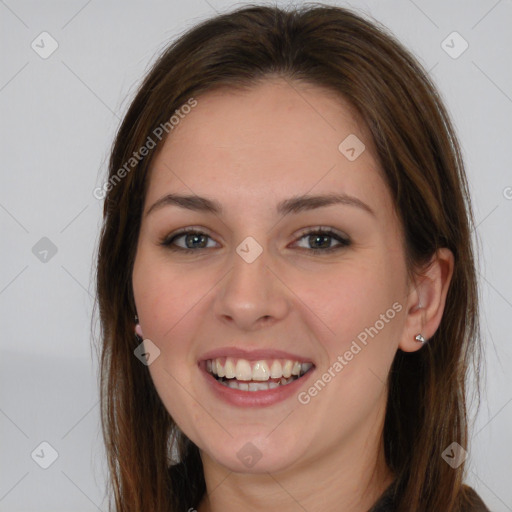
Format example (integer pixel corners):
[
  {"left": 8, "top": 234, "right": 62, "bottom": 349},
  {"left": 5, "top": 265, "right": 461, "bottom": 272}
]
[
  {"left": 398, "top": 248, "right": 454, "bottom": 353},
  {"left": 135, "top": 314, "right": 144, "bottom": 339}
]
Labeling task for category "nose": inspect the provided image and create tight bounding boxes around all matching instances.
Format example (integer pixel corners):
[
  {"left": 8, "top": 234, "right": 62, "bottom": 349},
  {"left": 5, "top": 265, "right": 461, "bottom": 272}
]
[{"left": 212, "top": 243, "right": 290, "bottom": 331}]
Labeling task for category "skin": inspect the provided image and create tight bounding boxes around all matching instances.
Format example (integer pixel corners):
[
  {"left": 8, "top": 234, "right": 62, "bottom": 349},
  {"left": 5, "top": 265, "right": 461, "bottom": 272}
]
[{"left": 132, "top": 77, "right": 454, "bottom": 512}]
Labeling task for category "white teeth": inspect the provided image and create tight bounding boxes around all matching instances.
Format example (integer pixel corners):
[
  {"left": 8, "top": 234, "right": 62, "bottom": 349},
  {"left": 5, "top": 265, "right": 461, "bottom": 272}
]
[
  {"left": 207, "top": 357, "right": 314, "bottom": 384},
  {"left": 270, "top": 360, "right": 282, "bottom": 378},
  {"left": 219, "top": 377, "right": 296, "bottom": 391},
  {"left": 224, "top": 357, "right": 236, "bottom": 379},
  {"left": 216, "top": 359, "right": 225, "bottom": 377},
  {"left": 235, "top": 359, "right": 252, "bottom": 381},
  {"left": 249, "top": 382, "right": 269, "bottom": 391},
  {"left": 252, "top": 360, "right": 269, "bottom": 381},
  {"left": 301, "top": 362, "right": 313, "bottom": 374},
  {"left": 291, "top": 362, "right": 301, "bottom": 376},
  {"left": 282, "top": 360, "right": 293, "bottom": 378}
]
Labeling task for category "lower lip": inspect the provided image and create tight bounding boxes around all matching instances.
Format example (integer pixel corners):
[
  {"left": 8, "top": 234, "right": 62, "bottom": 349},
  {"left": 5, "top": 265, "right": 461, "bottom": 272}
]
[{"left": 200, "top": 365, "right": 315, "bottom": 407}]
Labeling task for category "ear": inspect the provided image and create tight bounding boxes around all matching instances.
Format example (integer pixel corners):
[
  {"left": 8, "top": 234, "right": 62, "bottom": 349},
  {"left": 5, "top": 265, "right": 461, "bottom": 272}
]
[{"left": 399, "top": 248, "right": 454, "bottom": 353}]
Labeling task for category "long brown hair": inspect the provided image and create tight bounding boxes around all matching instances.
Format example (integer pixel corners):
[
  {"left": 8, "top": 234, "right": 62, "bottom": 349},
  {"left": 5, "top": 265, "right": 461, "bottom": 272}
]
[{"left": 94, "top": 4, "right": 482, "bottom": 511}]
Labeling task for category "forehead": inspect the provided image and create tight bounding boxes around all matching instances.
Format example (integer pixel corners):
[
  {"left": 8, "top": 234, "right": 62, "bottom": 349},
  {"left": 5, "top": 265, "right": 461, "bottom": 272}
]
[{"left": 146, "top": 78, "right": 389, "bottom": 217}]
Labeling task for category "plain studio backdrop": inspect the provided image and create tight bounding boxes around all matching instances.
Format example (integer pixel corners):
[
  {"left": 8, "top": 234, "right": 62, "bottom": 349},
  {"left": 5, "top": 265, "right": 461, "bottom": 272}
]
[{"left": 0, "top": 0, "right": 511, "bottom": 510}]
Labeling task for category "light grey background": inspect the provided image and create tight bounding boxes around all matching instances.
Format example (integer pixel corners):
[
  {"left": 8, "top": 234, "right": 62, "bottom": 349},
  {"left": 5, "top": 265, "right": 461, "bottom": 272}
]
[{"left": 1, "top": 0, "right": 511, "bottom": 510}]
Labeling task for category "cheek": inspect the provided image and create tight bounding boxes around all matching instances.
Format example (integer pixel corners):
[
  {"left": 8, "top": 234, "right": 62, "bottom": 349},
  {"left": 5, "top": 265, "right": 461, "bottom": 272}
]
[
  {"left": 133, "top": 251, "right": 205, "bottom": 429},
  {"left": 133, "top": 249, "right": 205, "bottom": 343},
  {"left": 312, "top": 258, "right": 405, "bottom": 365},
  {"left": 132, "top": 248, "right": 220, "bottom": 401}
]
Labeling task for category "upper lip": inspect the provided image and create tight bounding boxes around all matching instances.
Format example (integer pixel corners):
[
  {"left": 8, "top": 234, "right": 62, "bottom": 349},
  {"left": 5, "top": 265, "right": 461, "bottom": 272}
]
[{"left": 199, "top": 347, "right": 314, "bottom": 363}]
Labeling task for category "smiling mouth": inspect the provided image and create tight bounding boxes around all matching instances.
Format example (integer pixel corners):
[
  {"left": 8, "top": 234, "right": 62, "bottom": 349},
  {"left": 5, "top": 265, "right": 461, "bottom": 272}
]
[{"left": 205, "top": 357, "right": 314, "bottom": 391}]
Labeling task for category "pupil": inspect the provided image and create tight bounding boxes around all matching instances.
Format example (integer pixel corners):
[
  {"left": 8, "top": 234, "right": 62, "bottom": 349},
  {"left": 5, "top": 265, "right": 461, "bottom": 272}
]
[
  {"left": 310, "top": 234, "right": 330, "bottom": 249},
  {"left": 186, "top": 233, "right": 206, "bottom": 248}
]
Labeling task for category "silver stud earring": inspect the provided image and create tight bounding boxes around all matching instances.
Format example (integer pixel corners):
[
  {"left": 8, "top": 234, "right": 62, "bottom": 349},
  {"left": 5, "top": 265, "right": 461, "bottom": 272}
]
[{"left": 415, "top": 333, "right": 426, "bottom": 344}]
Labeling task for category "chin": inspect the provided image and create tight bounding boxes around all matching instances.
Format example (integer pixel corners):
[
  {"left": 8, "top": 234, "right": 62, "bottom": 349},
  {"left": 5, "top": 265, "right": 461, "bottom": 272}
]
[{"left": 198, "top": 430, "right": 309, "bottom": 475}]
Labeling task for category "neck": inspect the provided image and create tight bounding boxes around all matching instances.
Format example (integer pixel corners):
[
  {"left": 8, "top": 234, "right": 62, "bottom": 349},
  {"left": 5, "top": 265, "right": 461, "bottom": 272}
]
[{"left": 197, "top": 399, "right": 393, "bottom": 512}]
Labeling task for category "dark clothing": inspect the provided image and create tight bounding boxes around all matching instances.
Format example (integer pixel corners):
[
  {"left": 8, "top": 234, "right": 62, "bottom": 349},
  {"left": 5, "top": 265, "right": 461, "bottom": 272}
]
[
  {"left": 367, "top": 481, "right": 491, "bottom": 512},
  {"left": 367, "top": 482, "right": 395, "bottom": 512}
]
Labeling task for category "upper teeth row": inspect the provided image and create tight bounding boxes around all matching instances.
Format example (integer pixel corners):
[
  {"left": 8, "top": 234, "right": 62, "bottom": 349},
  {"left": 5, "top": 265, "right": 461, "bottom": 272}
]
[{"left": 206, "top": 358, "right": 313, "bottom": 381}]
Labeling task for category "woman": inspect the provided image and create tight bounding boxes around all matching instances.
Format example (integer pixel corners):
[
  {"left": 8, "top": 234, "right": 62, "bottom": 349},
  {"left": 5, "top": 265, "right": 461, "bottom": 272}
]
[{"left": 95, "top": 4, "right": 489, "bottom": 511}]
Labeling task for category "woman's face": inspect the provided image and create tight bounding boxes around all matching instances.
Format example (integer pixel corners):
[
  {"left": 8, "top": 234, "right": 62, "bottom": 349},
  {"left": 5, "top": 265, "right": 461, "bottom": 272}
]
[{"left": 132, "top": 78, "right": 412, "bottom": 474}]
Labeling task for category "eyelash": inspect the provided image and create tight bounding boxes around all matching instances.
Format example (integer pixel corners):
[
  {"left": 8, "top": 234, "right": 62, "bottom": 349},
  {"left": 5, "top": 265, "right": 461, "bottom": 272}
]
[{"left": 159, "top": 227, "right": 351, "bottom": 254}]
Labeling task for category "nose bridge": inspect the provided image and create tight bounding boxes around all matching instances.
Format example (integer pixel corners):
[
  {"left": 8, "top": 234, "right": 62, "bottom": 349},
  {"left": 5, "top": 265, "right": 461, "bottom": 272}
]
[{"left": 213, "top": 236, "right": 289, "bottom": 328}]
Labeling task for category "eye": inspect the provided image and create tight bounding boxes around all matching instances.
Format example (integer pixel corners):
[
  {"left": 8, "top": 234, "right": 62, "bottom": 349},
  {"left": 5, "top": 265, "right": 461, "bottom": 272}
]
[
  {"left": 292, "top": 227, "right": 351, "bottom": 253},
  {"left": 159, "top": 226, "right": 351, "bottom": 254},
  {"left": 159, "top": 229, "right": 218, "bottom": 253}
]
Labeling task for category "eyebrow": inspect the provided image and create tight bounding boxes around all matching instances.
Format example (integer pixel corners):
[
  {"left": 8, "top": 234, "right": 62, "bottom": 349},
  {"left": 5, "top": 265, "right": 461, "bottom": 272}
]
[{"left": 145, "top": 192, "right": 375, "bottom": 217}]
